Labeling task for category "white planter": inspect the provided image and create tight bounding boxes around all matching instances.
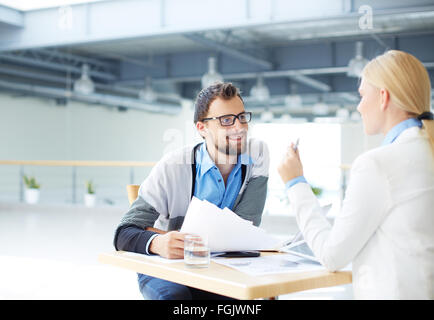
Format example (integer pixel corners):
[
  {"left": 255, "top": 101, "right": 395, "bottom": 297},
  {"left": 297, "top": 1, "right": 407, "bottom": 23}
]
[
  {"left": 25, "top": 188, "right": 40, "bottom": 204},
  {"left": 84, "top": 193, "right": 96, "bottom": 207}
]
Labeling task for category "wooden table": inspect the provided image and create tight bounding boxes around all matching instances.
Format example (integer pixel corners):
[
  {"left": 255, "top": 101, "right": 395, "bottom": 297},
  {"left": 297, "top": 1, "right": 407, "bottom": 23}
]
[{"left": 98, "top": 251, "right": 352, "bottom": 300}]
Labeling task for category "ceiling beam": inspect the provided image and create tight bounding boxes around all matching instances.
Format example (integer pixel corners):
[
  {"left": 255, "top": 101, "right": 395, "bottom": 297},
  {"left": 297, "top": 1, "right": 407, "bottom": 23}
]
[
  {"left": 0, "top": 4, "right": 23, "bottom": 28},
  {"left": 0, "top": 53, "right": 117, "bottom": 81},
  {"left": 118, "top": 66, "right": 348, "bottom": 86},
  {"left": 184, "top": 33, "right": 273, "bottom": 69},
  {"left": 118, "top": 59, "right": 434, "bottom": 87},
  {"left": 288, "top": 74, "right": 331, "bottom": 92},
  {"left": 1, "top": 0, "right": 431, "bottom": 52},
  {"left": 0, "top": 63, "right": 183, "bottom": 103},
  {"left": 0, "top": 79, "right": 180, "bottom": 114},
  {"left": 32, "top": 48, "right": 116, "bottom": 71}
]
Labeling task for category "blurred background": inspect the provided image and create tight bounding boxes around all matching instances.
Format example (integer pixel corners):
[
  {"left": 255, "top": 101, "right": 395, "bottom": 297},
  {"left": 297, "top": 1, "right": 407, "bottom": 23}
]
[{"left": 0, "top": 0, "right": 433, "bottom": 299}]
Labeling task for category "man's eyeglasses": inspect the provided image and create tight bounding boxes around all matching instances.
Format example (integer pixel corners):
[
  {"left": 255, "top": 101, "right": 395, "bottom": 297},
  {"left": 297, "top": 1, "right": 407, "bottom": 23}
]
[{"left": 201, "top": 112, "right": 252, "bottom": 127}]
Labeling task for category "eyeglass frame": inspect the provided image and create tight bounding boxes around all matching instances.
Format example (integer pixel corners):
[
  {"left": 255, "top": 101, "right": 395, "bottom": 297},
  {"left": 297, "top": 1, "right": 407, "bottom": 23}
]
[{"left": 200, "top": 111, "right": 252, "bottom": 127}]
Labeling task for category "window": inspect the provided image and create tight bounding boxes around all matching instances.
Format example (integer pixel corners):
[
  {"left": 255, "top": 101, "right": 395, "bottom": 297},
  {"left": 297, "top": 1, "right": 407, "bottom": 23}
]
[
  {"left": 0, "top": 0, "right": 106, "bottom": 11},
  {"left": 250, "top": 122, "right": 343, "bottom": 216}
]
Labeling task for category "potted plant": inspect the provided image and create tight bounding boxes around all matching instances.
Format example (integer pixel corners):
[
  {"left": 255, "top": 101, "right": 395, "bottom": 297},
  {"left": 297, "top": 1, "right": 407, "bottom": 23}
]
[
  {"left": 23, "top": 175, "right": 41, "bottom": 204},
  {"left": 311, "top": 186, "right": 323, "bottom": 197},
  {"left": 84, "top": 180, "right": 96, "bottom": 207}
]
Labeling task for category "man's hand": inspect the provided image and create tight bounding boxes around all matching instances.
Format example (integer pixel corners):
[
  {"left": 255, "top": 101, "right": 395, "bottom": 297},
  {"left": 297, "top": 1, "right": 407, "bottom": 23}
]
[
  {"left": 149, "top": 231, "right": 186, "bottom": 259},
  {"left": 277, "top": 143, "right": 304, "bottom": 184}
]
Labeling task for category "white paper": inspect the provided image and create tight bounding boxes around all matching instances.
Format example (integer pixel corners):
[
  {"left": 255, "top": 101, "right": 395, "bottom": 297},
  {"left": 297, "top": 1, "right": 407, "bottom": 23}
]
[
  {"left": 122, "top": 251, "right": 183, "bottom": 264},
  {"left": 180, "top": 197, "right": 282, "bottom": 252},
  {"left": 212, "top": 253, "right": 324, "bottom": 276}
]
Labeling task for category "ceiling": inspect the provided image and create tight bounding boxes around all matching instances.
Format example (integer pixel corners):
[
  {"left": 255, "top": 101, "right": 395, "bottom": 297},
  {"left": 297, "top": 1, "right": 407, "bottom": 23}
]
[
  {"left": 0, "top": 0, "right": 433, "bottom": 117},
  {"left": 0, "top": 0, "right": 106, "bottom": 11}
]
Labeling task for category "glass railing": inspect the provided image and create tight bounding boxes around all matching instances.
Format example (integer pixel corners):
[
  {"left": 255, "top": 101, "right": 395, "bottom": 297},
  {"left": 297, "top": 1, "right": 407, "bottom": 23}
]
[
  {"left": 1, "top": 160, "right": 351, "bottom": 213},
  {"left": 0, "top": 160, "right": 156, "bottom": 207}
]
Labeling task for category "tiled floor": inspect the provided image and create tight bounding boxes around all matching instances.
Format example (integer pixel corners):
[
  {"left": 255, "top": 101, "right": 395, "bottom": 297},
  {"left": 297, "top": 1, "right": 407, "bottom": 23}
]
[{"left": 0, "top": 202, "right": 352, "bottom": 300}]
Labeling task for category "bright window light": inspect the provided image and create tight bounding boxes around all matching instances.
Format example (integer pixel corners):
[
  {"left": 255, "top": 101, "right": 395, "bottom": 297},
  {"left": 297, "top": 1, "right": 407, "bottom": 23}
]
[
  {"left": 249, "top": 123, "right": 342, "bottom": 216},
  {"left": 0, "top": 0, "right": 107, "bottom": 11}
]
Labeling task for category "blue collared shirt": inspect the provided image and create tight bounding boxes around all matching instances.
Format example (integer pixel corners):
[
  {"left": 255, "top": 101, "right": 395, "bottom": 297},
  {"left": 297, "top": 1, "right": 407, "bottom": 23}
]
[
  {"left": 381, "top": 118, "right": 422, "bottom": 146},
  {"left": 285, "top": 176, "right": 308, "bottom": 190},
  {"left": 285, "top": 118, "right": 422, "bottom": 191},
  {"left": 194, "top": 142, "right": 253, "bottom": 210}
]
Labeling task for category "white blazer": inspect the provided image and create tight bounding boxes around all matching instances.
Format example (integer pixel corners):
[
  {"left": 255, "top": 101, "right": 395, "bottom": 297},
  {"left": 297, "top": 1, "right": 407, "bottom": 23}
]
[{"left": 287, "top": 127, "right": 434, "bottom": 299}]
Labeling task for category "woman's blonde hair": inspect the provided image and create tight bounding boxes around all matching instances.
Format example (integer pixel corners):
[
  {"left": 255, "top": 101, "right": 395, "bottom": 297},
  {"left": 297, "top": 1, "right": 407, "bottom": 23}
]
[{"left": 361, "top": 50, "right": 434, "bottom": 151}]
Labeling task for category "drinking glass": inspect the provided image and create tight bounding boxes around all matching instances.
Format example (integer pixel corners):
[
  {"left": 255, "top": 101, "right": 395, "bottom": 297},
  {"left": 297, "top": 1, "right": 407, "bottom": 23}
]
[{"left": 184, "top": 234, "right": 210, "bottom": 268}]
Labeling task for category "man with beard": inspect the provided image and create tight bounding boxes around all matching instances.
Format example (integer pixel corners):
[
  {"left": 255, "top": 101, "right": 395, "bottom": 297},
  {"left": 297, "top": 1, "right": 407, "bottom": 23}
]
[{"left": 113, "top": 82, "right": 269, "bottom": 300}]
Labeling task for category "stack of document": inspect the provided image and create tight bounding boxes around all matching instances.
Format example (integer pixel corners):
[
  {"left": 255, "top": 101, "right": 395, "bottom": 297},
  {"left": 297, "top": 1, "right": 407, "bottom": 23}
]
[
  {"left": 180, "top": 197, "right": 283, "bottom": 252},
  {"left": 213, "top": 254, "right": 323, "bottom": 276}
]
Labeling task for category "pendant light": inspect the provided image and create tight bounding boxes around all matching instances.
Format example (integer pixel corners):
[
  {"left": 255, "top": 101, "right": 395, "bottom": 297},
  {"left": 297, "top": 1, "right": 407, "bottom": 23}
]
[
  {"left": 347, "top": 41, "right": 369, "bottom": 78},
  {"left": 250, "top": 76, "right": 270, "bottom": 102},
  {"left": 201, "top": 57, "right": 223, "bottom": 89},
  {"left": 73, "top": 64, "right": 95, "bottom": 95},
  {"left": 139, "top": 76, "right": 157, "bottom": 103}
]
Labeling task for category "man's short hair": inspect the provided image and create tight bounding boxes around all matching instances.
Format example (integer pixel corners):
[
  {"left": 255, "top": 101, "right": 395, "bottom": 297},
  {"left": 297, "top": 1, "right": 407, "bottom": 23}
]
[{"left": 193, "top": 82, "right": 243, "bottom": 123}]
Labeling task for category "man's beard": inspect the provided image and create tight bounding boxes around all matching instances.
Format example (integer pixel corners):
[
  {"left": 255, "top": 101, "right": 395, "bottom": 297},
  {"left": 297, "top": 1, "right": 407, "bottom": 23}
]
[{"left": 213, "top": 134, "right": 247, "bottom": 165}]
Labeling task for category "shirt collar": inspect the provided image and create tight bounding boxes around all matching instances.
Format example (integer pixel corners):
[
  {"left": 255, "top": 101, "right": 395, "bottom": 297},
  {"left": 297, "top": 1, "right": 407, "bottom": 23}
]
[
  {"left": 197, "top": 142, "right": 254, "bottom": 175},
  {"left": 382, "top": 118, "right": 422, "bottom": 146},
  {"left": 197, "top": 143, "right": 215, "bottom": 175}
]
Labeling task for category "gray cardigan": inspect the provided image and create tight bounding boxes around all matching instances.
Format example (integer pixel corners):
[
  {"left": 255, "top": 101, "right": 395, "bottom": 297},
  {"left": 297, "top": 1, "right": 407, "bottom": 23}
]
[{"left": 114, "top": 138, "right": 269, "bottom": 250}]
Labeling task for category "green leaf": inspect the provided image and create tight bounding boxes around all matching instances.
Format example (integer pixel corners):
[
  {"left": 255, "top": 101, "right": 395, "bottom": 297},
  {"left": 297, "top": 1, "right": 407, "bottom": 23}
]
[
  {"left": 23, "top": 175, "right": 40, "bottom": 189},
  {"left": 311, "top": 186, "right": 323, "bottom": 196},
  {"left": 86, "top": 180, "right": 95, "bottom": 194}
]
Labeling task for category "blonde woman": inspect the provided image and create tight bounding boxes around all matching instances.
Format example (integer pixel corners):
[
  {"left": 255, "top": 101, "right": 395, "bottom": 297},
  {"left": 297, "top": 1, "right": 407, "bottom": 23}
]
[{"left": 278, "top": 50, "right": 434, "bottom": 299}]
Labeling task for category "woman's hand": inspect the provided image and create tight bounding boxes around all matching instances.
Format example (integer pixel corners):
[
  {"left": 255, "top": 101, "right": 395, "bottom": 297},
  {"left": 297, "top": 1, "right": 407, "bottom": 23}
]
[{"left": 277, "top": 142, "right": 304, "bottom": 184}]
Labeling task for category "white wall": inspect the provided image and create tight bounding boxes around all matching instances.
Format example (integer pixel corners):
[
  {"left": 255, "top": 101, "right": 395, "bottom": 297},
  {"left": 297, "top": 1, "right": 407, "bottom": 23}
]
[{"left": 0, "top": 92, "right": 200, "bottom": 205}]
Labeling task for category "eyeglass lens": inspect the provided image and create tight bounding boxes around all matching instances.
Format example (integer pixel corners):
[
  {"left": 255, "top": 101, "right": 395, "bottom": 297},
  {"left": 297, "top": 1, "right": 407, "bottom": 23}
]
[{"left": 220, "top": 113, "right": 251, "bottom": 126}]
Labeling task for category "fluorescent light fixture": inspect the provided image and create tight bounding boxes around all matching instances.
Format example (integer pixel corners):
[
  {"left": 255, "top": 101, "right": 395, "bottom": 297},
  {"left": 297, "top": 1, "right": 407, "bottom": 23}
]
[
  {"left": 250, "top": 76, "right": 270, "bottom": 102},
  {"left": 73, "top": 64, "right": 95, "bottom": 95},
  {"left": 139, "top": 76, "right": 157, "bottom": 103},
  {"left": 201, "top": 57, "right": 223, "bottom": 89},
  {"left": 347, "top": 41, "right": 369, "bottom": 78}
]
